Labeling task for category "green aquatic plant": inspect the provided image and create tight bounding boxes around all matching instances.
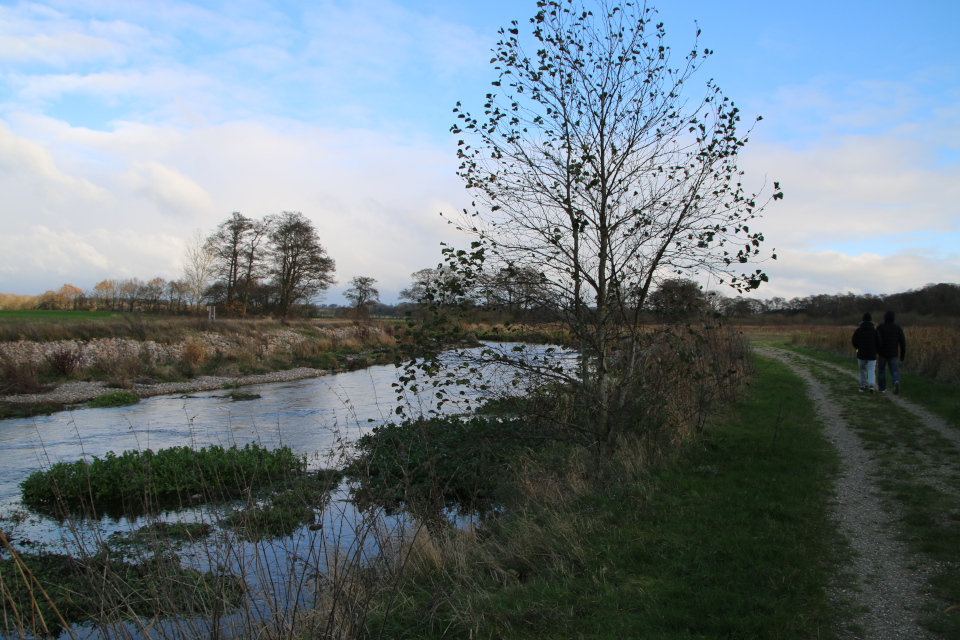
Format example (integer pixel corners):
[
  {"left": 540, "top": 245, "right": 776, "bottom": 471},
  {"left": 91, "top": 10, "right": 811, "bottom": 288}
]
[
  {"left": 87, "top": 391, "right": 140, "bottom": 408},
  {"left": 20, "top": 443, "right": 306, "bottom": 515}
]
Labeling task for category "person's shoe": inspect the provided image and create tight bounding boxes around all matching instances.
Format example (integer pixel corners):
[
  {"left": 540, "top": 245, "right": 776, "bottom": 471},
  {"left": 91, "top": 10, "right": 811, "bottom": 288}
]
[
  {"left": 879, "top": 389, "right": 885, "bottom": 394},
  {"left": 859, "top": 386, "right": 865, "bottom": 393},
  {"left": 869, "top": 387, "right": 875, "bottom": 393},
  {"left": 894, "top": 381, "right": 900, "bottom": 395}
]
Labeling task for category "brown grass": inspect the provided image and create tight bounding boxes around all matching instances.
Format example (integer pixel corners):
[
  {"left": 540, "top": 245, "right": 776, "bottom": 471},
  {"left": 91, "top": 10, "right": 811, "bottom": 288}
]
[
  {"left": 0, "top": 355, "right": 42, "bottom": 395},
  {"left": 790, "top": 325, "right": 960, "bottom": 383}
]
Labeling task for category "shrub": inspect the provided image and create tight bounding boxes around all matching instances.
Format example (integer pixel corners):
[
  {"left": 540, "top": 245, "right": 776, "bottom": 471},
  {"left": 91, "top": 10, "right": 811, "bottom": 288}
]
[
  {"left": 0, "top": 355, "right": 42, "bottom": 395},
  {"left": 181, "top": 339, "right": 207, "bottom": 366},
  {"left": 45, "top": 344, "right": 85, "bottom": 376}
]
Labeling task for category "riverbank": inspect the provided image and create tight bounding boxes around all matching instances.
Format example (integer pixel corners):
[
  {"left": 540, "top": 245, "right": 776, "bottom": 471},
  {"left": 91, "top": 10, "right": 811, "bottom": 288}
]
[
  {"left": 0, "top": 366, "right": 328, "bottom": 406},
  {"left": 0, "top": 316, "right": 407, "bottom": 418}
]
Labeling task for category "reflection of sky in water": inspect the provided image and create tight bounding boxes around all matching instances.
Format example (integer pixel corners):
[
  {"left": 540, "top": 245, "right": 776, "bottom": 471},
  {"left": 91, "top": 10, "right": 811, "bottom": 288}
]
[
  {"left": 0, "top": 343, "right": 570, "bottom": 638},
  {"left": 0, "top": 343, "right": 575, "bottom": 506}
]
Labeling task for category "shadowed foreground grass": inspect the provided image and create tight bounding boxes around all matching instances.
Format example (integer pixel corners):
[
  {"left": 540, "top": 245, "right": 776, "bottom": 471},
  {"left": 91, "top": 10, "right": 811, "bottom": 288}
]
[{"left": 369, "top": 354, "right": 847, "bottom": 639}]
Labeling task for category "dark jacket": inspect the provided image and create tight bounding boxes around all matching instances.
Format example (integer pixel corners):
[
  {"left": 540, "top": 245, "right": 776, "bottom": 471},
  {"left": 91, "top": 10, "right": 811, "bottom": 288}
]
[
  {"left": 852, "top": 321, "right": 882, "bottom": 361},
  {"left": 877, "top": 312, "right": 906, "bottom": 360}
]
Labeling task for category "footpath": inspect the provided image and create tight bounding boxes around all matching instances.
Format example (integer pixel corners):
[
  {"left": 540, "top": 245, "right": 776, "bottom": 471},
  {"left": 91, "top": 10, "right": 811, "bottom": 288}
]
[{"left": 758, "top": 345, "right": 960, "bottom": 639}]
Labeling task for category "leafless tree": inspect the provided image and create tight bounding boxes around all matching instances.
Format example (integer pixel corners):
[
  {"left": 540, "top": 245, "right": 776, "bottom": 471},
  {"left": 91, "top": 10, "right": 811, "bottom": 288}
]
[
  {"left": 344, "top": 276, "right": 380, "bottom": 320},
  {"left": 180, "top": 229, "right": 216, "bottom": 312}
]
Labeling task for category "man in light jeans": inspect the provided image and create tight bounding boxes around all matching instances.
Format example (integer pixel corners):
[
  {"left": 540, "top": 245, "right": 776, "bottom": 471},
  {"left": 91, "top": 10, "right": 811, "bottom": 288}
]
[
  {"left": 852, "top": 312, "right": 883, "bottom": 393},
  {"left": 876, "top": 310, "right": 907, "bottom": 395}
]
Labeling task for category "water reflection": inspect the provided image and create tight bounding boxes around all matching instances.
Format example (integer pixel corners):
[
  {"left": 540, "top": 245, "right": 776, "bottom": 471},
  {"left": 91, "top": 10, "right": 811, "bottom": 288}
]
[{"left": 0, "top": 342, "right": 573, "bottom": 639}]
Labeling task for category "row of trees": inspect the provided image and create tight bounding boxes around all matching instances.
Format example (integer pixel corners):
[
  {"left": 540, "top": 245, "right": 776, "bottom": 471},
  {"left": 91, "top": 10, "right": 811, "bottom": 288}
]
[{"left": 36, "top": 279, "right": 193, "bottom": 313}]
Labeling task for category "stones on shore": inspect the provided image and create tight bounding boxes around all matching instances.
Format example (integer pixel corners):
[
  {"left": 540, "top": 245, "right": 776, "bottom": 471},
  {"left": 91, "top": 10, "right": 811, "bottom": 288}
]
[{"left": 0, "top": 367, "right": 328, "bottom": 408}]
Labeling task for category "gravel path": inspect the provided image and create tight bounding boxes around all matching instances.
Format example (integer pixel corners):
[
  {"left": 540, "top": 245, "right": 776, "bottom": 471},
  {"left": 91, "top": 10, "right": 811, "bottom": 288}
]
[
  {"left": 781, "top": 349, "right": 960, "bottom": 449},
  {"left": 756, "top": 346, "right": 935, "bottom": 640},
  {"left": 0, "top": 367, "right": 329, "bottom": 406}
]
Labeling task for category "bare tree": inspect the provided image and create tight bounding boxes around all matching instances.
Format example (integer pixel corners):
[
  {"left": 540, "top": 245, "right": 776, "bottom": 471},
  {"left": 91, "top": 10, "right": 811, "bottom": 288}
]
[
  {"left": 268, "top": 212, "right": 336, "bottom": 316},
  {"left": 344, "top": 276, "right": 380, "bottom": 320},
  {"left": 206, "top": 212, "right": 253, "bottom": 306},
  {"left": 399, "top": 268, "right": 440, "bottom": 303},
  {"left": 206, "top": 212, "right": 273, "bottom": 313},
  {"left": 425, "top": 0, "right": 781, "bottom": 448},
  {"left": 181, "top": 229, "right": 216, "bottom": 312}
]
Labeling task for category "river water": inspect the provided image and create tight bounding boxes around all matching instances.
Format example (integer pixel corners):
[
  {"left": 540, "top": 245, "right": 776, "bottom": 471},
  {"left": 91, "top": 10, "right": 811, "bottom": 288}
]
[{"left": 0, "top": 342, "right": 572, "bottom": 638}]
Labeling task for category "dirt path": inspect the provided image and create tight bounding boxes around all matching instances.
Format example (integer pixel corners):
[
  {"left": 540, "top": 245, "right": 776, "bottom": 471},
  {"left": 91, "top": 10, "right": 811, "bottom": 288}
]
[{"left": 756, "top": 346, "right": 943, "bottom": 639}]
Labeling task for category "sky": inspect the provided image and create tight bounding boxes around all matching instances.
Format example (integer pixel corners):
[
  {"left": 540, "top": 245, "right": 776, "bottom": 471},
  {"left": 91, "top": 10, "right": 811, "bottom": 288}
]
[{"left": 0, "top": 0, "right": 958, "bottom": 305}]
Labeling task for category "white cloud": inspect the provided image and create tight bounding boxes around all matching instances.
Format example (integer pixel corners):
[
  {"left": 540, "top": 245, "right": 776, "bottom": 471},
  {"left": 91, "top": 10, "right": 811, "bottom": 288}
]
[
  {"left": 0, "top": 225, "right": 185, "bottom": 288},
  {"left": 15, "top": 67, "right": 217, "bottom": 104},
  {"left": 0, "top": 121, "right": 108, "bottom": 201},
  {"left": 121, "top": 161, "right": 216, "bottom": 216},
  {"left": 0, "top": 116, "right": 466, "bottom": 299}
]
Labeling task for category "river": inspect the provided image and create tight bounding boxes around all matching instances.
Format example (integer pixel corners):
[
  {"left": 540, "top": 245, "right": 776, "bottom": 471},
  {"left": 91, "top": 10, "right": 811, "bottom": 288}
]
[{"left": 0, "top": 342, "right": 573, "bottom": 639}]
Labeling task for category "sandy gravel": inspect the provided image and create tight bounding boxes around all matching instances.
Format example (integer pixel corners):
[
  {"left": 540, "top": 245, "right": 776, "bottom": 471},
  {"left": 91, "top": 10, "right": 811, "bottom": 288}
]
[
  {"left": 0, "top": 367, "right": 329, "bottom": 406},
  {"left": 756, "top": 346, "right": 936, "bottom": 640}
]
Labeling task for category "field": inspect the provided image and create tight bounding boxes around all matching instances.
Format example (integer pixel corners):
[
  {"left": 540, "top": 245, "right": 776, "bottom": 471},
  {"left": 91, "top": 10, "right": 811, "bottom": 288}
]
[{"left": 0, "top": 309, "right": 125, "bottom": 321}]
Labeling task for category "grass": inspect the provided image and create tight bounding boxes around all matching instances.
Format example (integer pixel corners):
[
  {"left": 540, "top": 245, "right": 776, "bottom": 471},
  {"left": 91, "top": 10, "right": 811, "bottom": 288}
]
[
  {"left": 0, "top": 309, "right": 123, "bottom": 321},
  {"left": 0, "top": 547, "right": 243, "bottom": 637},
  {"left": 776, "top": 350, "right": 960, "bottom": 636},
  {"left": 788, "top": 324, "right": 960, "bottom": 384},
  {"left": 781, "top": 342, "right": 960, "bottom": 429},
  {"left": 0, "top": 402, "right": 63, "bottom": 420},
  {"left": 20, "top": 443, "right": 307, "bottom": 516},
  {"left": 367, "top": 354, "right": 848, "bottom": 639}
]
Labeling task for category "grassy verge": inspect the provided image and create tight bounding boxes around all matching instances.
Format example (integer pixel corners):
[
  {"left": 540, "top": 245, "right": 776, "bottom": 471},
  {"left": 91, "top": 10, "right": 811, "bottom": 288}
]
[
  {"left": 0, "top": 402, "right": 64, "bottom": 420},
  {"left": 87, "top": 390, "right": 140, "bottom": 408},
  {"left": 367, "top": 354, "right": 847, "bottom": 639}
]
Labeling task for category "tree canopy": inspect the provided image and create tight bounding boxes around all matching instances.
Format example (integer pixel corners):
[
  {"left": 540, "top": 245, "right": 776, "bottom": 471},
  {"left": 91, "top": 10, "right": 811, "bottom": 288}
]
[{"left": 416, "top": 0, "right": 781, "bottom": 448}]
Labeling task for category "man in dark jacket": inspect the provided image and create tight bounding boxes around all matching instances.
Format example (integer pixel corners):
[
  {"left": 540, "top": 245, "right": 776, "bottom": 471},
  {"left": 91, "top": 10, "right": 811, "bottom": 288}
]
[
  {"left": 876, "top": 310, "right": 906, "bottom": 395},
  {"left": 852, "top": 312, "right": 883, "bottom": 393}
]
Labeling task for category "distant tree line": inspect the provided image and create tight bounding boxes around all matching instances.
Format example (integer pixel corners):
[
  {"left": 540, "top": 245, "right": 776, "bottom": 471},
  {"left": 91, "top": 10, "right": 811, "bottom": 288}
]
[{"left": 715, "top": 282, "right": 960, "bottom": 319}]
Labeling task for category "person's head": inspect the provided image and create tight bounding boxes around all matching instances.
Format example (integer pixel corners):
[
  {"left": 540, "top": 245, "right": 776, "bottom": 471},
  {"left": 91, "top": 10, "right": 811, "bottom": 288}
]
[
  {"left": 862, "top": 312, "right": 872, "bottom": 323},
  {"left": 884, "top": 310, "right": 895, "bottom": 323}
]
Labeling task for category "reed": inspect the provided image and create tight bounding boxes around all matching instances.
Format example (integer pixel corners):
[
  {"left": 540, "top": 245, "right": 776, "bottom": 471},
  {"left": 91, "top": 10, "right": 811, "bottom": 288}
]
[{"left": 790, "top": 325, "right": 960, "bottom": 384}]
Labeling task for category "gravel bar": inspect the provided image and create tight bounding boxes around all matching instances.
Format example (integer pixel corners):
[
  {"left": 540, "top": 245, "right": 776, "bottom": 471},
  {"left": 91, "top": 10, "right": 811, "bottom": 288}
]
[{"left": 0, "top": 367, "right": 329, "bottom": 406}]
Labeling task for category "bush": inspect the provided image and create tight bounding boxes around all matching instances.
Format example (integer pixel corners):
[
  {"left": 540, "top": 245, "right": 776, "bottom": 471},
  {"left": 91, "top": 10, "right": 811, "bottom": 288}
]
[
  {"left": 45, "top": 344, "right": 85, "bottom": 376},
  {"left": 346, "top": 415, "right": 546, "bottom": 514}
]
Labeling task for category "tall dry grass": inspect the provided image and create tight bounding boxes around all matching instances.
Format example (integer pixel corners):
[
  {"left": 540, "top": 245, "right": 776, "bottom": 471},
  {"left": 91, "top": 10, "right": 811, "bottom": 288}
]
[
  {"left": 790, "top": 325, "right": 960, "bottom": 383},
  {"left": 0, "top": 319, "right": 402, "bottom": 392}
]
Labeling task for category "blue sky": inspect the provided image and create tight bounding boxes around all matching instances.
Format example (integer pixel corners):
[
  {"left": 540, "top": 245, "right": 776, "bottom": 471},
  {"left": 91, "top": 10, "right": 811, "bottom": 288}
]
[{"left": 1, "top": 0, "right": 958, "bottom": 303}]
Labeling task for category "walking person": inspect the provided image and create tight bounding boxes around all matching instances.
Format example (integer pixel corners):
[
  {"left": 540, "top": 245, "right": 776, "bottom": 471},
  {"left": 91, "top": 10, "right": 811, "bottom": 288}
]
[
  {"left": 852, "top": 312, "right": 883, "bottom": 393},
  {"left": 876, "top": 310, "right": 906, "bottom": 395}
]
